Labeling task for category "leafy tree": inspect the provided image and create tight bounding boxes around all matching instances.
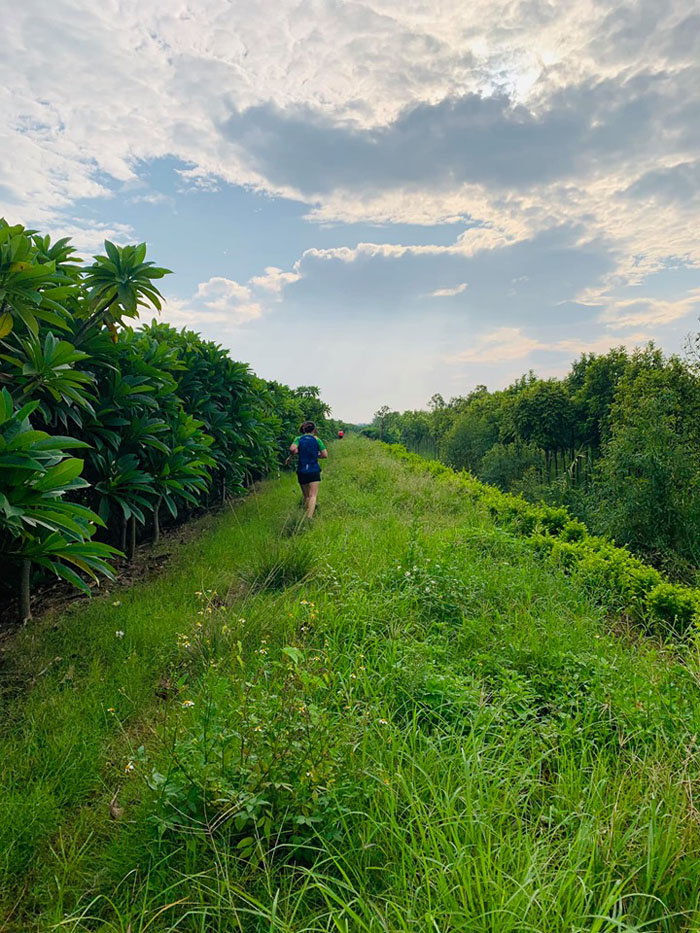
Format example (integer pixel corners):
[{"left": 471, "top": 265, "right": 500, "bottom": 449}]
[
  {"left": 0, "top": 220, "right": 333, "bottom": 621},
  {"left": 0, "top": 389, "right": 116, "bottom": 619},
  {"left": 592, "top": 354, "right": 700, "bottom": 573}
]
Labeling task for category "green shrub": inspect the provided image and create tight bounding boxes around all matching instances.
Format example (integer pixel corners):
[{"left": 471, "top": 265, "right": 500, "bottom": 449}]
[
  {"left": 537, "top": 506, "right": 570, "bottom": 536},
  {"left": 382, "top": 442, "right": 700, "bottom": 639},
  {"left": 646, "top": 583, "right": 700, "bottom": 635},
  {"left": 560, "top": 519, "right": 587, "bottom": 543}
]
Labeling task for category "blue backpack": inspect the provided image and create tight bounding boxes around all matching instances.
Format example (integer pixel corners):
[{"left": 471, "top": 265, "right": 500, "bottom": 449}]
[{"left": 298, "top": 434, "right": 320, "bottom": 473}]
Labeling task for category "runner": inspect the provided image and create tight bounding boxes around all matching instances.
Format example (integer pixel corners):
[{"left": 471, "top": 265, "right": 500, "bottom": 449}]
[
  {"left": 289, "top": 421, "right": 328, "bottom": 518},
  {"left": 338, "top": 429, "right": 344, "bottom": 439}
]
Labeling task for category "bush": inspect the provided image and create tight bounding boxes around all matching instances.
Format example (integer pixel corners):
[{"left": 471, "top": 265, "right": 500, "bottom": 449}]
[
  {"left": 381, "top": 442, "right": 700, "bottom": 639},
  {"left": 646, "top": 583, "right": 700, "bottom": 636}
]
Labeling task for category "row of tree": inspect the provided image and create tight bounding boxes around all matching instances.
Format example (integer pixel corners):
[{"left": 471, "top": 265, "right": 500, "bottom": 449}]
[
  {"left": 0, "top": 220, "right": 336, "bottom": 621},
  {"left": 366, "top": 345, "right": 700, "bottom": 580}
]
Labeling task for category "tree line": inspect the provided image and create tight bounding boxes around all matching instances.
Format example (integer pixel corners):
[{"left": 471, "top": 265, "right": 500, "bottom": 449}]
[
  {"left": 0, "top": 220, "right": 337, "bottom": 621},
  {"left": 365, "top": 344, "right": 700, "bottom": 581}
]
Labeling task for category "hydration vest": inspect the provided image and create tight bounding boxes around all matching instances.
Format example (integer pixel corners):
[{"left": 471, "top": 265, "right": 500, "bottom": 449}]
[{"left": 298, "top": 434, "right": 320, "bottom": 473}]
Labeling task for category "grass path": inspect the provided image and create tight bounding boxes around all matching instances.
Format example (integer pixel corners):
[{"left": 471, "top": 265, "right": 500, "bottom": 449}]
[{"left": 2, "top": 436, "right": 700, "bottom": 931}]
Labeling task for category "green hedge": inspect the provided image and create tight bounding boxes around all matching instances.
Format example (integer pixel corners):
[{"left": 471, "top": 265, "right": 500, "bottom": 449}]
[{"left": 383, "top": 442, "right": 700, "bottom": 637}]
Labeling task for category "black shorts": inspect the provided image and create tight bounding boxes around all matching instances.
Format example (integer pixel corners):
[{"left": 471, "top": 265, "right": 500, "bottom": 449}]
[{"left": 297, "top": 470, "right": 321, "bottom": 485}]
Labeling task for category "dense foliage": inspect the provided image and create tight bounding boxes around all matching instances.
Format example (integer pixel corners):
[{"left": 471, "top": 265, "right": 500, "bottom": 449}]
[
  {"left": 0, "top": 219, "right": 334, "bottom": 620},
  {"left": 368, "top": 347, "right": 700, "bottom": 579},
  {"left": 384, "top": 442, "right": 700, "bottom": 636}
]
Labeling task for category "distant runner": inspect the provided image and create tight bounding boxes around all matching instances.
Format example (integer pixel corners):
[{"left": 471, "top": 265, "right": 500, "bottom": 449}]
[
  {"left": 338, "top": 429, "right": 344, "bottom": 439},
  {"left": 289, "top": 421, "right": 328, "bottom": 518}
]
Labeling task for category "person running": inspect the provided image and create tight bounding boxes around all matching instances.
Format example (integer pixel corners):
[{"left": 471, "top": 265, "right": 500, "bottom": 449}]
[
  {"left": 338, "top": 429, "right": 344, "bottom": 439},
  {"left": 289, "top": 421, "right": 328, "bottom": 518}
]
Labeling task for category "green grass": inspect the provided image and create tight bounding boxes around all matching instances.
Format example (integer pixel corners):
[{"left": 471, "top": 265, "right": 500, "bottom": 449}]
[{"left": 2, "top": 435, "right": 700, "bottom": 931}]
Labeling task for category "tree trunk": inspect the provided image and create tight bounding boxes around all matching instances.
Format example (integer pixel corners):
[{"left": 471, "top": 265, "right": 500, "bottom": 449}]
[
  {"left": 20, "top": 559, "right": 32, "bottom": 622},
  {"left": 127, "top": 517, "right": 137, "bottom": 561},
  {"left": 120, "top": 515, "right": 127, "bottom": 554},
  {"left": 153, "top": 496, "right": 162, "bottom": 544}
]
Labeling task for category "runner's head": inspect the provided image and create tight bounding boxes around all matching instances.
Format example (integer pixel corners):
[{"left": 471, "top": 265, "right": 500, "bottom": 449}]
[{"left": 300, "top": 420, "right": 316, "bottom": 435}]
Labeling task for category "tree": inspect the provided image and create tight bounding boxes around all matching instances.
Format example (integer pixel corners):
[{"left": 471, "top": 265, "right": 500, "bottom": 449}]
[
  {"left": 593, "top": 354, "right": 700, "bottom": 572},
  {"left": 0, "top": 220, "right": 334, "bottom": 621}
]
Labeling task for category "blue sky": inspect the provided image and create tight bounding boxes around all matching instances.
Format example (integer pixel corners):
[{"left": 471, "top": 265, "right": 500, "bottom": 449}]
[{"left": 3, "top": 1, "right": 700, "bottom": 421}]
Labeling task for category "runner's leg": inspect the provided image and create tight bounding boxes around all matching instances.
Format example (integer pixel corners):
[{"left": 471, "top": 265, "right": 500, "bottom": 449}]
[{"left": 304, "top": 480, "right": 320, "bottom": 518}]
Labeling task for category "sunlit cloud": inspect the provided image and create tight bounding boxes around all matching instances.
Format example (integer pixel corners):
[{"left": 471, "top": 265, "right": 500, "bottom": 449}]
[{"left": 4, "top": 0, "right": 700, "bottom": 419}]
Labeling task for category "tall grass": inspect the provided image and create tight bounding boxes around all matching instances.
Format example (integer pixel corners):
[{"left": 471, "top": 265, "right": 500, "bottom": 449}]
[{"left": 2, "top": 436, "right": 700, "bottom": 931}]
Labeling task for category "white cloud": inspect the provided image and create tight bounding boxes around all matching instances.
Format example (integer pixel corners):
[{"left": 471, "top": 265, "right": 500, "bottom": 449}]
[
  {"left": 175, "top": 266, "right": 303, "bottom": 329},
  {"left": 194, "top": 277, "right": 262, "bottom": 321},
  {"left": 601, "top": 289, "right": 700, "bottom": 329},
  {"left": 197, "top": 276, "right": 252, "bottom": 306},
  {"left": 3, "top": 0, "right": 700, "bottom": 409},
  {"left": 249, "top": 266, "right": 301, "bottom": 293},
  {"left": 445, "top": 326, "right": 656, "bottom": 365},
  {"left": 429, "top": 282, "right": 467, "bottom": 297},
  {"left": 446, "top": 327, "right": 546, "bottom": 364}
]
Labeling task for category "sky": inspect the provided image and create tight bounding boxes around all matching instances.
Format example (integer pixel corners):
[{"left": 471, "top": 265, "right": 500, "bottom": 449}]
[{"left": 2, "top": 0, "right": 700, "bottom": 422}]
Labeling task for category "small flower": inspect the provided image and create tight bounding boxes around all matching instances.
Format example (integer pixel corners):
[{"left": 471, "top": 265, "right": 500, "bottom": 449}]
[
  {"left": 404, "top": 571, "right": 411, "bottom": 578},
  {"left": 298, "top": 705, "right": 307, "bottom": 714},
  {"left": 378, "top": 718, "right": 388, "bottom": 725},
  {"left": 112, "top": 600, "right": 121, "bottom": 607},
  {"left": 125, "top": 761, "right": 135, "bottom": 773},
  {"left": 182, "top": 699, "right": 195, "bottom": 708},
  {"left": 107, "top": 707, "right": 115, "bottom": 714},
  {"left": 195, "top": 590, "right": 202, "bottom": 596},
  {"left": 254, "top": 725, "right": 263, "bottom": 732},
  {"left": 115, "top": 630, "right": 125, "bottom": 638}
]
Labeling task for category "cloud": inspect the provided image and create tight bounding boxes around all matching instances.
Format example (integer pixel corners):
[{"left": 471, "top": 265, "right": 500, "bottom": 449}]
[
  {"left": 249, "top": 266, "right": 301, "bottom": 293},
  {"left": 3, "top": 0, "right": 700, "bottom": 424},
  {"left": 197, "top": 276, "right": 252, "bottom": 306},
  {"left": 601, "top": 289, "right": 700, "bottom": 328},
  {"left": 446, "top": 327, "right": 545, "bottom": 363},
  {"left": 445, "top": 326, "right": 656, "bottom": 365},
  {"left": 194, "top": 276, "right": 263, "bottom": 322},
  {"left": 623, "top": 161, "right": 700, "bottom": 205},
  {"left": 429, "top": 282, "right": 468, "bottom": 297},
  {"left": 175, "top": 266, "right": 304, "bottom": 329}
]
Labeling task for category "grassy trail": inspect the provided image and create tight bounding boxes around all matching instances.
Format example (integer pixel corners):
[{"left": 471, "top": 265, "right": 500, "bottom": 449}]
[{"left": 2, "top": 435, "right": 700, "bottom": 931}]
